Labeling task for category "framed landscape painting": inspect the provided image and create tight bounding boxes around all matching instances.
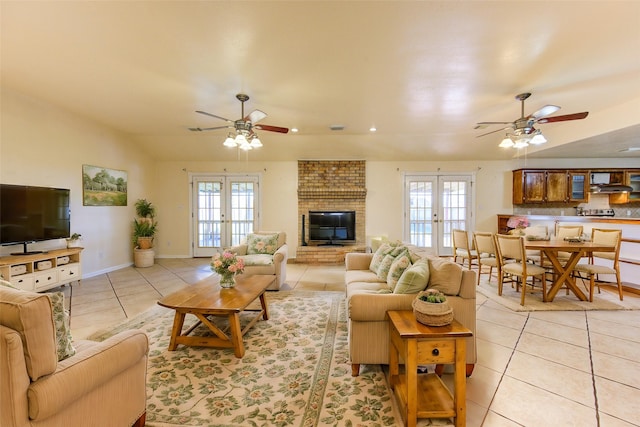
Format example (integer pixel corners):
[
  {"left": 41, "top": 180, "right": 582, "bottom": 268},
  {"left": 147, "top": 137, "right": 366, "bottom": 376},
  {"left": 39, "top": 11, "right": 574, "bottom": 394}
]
[{"left": 82, "top": 165, "right": 128, "bottom": 206}]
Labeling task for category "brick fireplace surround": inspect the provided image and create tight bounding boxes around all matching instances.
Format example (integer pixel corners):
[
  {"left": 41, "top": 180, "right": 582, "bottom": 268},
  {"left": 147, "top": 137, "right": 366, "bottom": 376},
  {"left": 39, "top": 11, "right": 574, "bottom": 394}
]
[{"left": 296, "top": 160, "right": 367, "bottom": 264}]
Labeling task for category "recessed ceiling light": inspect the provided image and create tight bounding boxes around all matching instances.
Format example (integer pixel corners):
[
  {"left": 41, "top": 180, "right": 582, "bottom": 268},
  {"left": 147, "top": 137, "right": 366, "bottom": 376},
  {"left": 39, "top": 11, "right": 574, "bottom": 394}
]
[
  {"left": 369, "top": 127, "right": 377, "bottom": 132},
  {"left": 618, "top": 147, "right": 640, "bottom": 152},
  {"left": 291, "top": 128, "right": 299, "bottom": 133}
]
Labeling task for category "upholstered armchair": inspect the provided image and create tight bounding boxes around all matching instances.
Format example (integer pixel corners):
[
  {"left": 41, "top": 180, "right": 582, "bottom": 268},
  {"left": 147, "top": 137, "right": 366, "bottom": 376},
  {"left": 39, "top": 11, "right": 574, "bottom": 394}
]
[
  {"left": 0, "top": 285, "right": 148, "bottom": 427},
  {"left": 226, "top": 231, "right": 288, "bottom": 290}
]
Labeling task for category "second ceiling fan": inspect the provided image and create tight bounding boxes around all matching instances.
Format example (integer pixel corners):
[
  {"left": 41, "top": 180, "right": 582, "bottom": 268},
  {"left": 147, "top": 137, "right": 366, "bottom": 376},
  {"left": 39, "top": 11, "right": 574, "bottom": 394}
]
[
  {"left": 475, "top": 92, "right": 589, "bottom": 147},
  {"left": 190, "top": 93, "right": 289, "bottom": 150}
]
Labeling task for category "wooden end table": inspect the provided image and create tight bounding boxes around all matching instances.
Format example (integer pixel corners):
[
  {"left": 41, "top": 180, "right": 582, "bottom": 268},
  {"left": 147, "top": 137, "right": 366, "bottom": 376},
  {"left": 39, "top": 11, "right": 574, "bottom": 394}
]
[
  {"left": 388, "top": 311, "right": 472, "bottom": 427},
  {"left": 157, "top": 274, "right": 274, "bottom": 358}
]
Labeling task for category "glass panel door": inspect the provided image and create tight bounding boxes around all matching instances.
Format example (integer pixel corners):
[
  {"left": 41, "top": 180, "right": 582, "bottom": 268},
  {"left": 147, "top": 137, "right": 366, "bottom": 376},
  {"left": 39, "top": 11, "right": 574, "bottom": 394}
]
[
  {"left": 405, "top": 174, "right": 473, "bottom": 256},
  {"left": 192, "top": 175, "right": 260, "bottom": 257}
]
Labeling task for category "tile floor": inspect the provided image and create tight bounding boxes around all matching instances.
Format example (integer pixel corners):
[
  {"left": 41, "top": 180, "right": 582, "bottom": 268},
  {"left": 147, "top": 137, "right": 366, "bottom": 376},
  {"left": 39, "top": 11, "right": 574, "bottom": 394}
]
[{"left": 57, "top": 259, "right": 640, "bottom": 427}]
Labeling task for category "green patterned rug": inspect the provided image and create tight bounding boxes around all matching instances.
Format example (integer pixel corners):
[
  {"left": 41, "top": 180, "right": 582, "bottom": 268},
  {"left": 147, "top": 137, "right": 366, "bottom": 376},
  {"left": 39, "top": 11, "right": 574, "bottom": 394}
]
[{"left": 90, "top": 291, "right": 405, "bottom": 427}]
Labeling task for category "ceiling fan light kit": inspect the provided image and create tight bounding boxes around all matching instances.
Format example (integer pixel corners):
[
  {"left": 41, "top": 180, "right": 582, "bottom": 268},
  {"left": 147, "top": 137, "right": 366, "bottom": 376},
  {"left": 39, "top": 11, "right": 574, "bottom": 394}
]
[
  {"left": 477, "top": 92, "right": 588, "bottom": 150},
  {"left": 190, "top": 93, "right": 289, "bottom": 151}
]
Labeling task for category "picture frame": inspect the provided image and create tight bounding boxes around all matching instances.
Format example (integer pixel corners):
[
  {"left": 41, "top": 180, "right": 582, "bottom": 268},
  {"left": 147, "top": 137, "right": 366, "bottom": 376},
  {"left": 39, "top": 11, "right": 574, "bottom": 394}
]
[{"left": 82, "top": 164, "right": 128, "bottom": 206}]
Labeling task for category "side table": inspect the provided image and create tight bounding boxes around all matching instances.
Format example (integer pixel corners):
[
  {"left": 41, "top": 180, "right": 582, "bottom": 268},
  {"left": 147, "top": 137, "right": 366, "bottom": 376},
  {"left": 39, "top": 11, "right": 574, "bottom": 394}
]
[{"left": 388, "top": 310, "right": 472, "bottom": 427}]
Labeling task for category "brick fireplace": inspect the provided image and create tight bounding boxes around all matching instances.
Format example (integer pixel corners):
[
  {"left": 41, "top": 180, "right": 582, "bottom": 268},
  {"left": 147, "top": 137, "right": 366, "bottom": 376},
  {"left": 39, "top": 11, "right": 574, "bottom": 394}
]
[{"left": 296, "top": 160, "right": 367, "bottom": 263}]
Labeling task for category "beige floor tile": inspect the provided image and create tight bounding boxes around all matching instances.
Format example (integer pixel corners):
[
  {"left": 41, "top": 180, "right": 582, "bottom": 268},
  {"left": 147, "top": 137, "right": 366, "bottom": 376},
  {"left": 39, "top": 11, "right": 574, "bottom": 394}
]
[
  {"left": 465, "top": 364, "right": 502, "bottom": 408},
  {"left": 475, "top": 319, "right": 522, "bottom": 349},
  {"left": 590, "top": 331, "right": 640, "bottom": 361},
  {"left": 113, "top": 282, "right": 158, "bottom": 297},
  {"left": 523, "top": 317, "right": 589, "bottom": 348},
  {"left": 506, "top": 351, "right": 595, "bottom": 407},
  {"left": 481, "top": 410, "right": 522, "bottom": 427},
  {"left": 591, "top": 351, "right": 640, "bottom": 389},
  {"left": 465, "top": 400, "right": 488, "bottom": 427},
  {"left": 595, "top": 376, "right": 640, "bottom": 425},
  {"left": 588, "top": 309, "right": 640, "bottom": 326},
  {"left": 70, "top": 306, "right": 126, "bottom": 334},
  {"left": 490, "top": 376, "right": 597, "bottom": 427},
  {"left": 598, "top": 412, "right": 638, "bottom": 427},
  {"left": 71, "top": 280, "right": 113, "bottom": 295},
  {"left": 528, "top": 309, "right": 587, "bottom": 330},
  {"left": 516, "top": 331, "right": 592, "bottom": 373},
  {"left": 71, "top": 294, "right": 121, "bottom": 315},
  {"left": 587, "top": 317, "right": 640, "bottom": 343},
  {"left": 476, "top": 339, "right": 514, "bottom": 374},
  {"left": 476, "top": 304, "right": 528, "bottom": 331}
]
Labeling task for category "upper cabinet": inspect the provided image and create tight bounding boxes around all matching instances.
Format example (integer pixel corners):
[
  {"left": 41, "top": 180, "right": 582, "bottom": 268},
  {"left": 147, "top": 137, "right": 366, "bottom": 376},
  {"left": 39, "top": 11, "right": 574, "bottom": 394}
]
[
  {"left": 513, "top": 168, "right": 639, "bottom": 205},
  {"left": 513, "top": 169, "right": 569, "bottom": 204}
]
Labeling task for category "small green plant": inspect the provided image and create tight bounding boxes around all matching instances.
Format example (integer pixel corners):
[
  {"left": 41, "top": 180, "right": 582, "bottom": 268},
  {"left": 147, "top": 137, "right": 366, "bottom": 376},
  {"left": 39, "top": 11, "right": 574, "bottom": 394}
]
[
  {"left": 418, "top": 289, "right": 447, "bottom": 303},
  {"left": 132, "top": 219, "right": 157, "bottom": 245},
  {"left": 134, "top": 199, "right": 156, "bottom": 218},
  {"left": 68, "top": 233, "right": 82, "bottom": 241}
]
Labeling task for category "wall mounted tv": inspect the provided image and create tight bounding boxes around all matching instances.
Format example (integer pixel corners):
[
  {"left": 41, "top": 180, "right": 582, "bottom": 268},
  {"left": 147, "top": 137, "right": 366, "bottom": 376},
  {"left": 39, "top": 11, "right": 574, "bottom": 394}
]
[
  {"left": 0, "top": 184, "right": 71, "bottom": 254},
  {"left": 308, "top": 211, "right": 355, "bottom": 246}
]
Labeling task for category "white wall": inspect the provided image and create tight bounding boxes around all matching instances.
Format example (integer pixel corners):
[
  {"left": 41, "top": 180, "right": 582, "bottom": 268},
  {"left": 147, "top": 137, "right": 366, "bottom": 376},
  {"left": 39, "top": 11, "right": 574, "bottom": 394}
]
[{"left": 1, "top": 89, "right": 155, "bottom": 276}]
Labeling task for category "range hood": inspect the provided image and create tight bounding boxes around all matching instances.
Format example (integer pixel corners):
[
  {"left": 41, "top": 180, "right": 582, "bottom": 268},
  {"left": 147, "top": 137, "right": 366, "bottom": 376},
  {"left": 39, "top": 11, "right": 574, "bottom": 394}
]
[{"left": 590, "top": 183, "right": 633, "bottom": 193}]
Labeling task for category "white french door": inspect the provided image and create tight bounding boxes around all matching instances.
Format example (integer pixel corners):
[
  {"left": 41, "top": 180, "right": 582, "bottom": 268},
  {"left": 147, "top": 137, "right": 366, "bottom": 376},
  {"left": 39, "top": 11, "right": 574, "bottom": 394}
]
[
  {"left": 191, "top": 174, "right": 260, "bottom": 257},
  {"left": 404, "top": 174, "right": 474, "bottom": 256}
]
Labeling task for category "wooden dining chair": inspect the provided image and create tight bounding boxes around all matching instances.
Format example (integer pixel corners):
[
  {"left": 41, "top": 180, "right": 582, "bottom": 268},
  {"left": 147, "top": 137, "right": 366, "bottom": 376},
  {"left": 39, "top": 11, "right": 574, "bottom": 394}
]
[
  {"left": 555, "top": 225, "right": 584, "bottom": 260},
  {"left": 472, "top": 231, "right": 499, "bottom": 286},
  {"left": 452, "top": 229, "right": 478, "bottom": 270},
  {"left": 495, "top": 234, "right": 547, "bottom": 305},
  {"left": 573, "top": 228, "right": 623, "bottom": 301}
]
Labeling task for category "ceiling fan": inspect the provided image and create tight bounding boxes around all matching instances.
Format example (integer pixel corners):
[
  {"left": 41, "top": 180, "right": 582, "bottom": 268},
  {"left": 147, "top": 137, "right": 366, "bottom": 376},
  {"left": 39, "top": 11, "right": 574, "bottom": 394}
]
[
  {"left": 189, "top": 93, "right": 289, "bottom": 150},
  {"left": 475, "top": 92, "right": 589, "bottom": 148}
]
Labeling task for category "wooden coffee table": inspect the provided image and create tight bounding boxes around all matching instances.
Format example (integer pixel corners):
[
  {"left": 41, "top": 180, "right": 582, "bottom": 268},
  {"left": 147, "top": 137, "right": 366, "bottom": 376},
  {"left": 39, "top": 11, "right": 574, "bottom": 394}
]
[{"left": 157, "top": 274, "right": 274, "bottom": 358}]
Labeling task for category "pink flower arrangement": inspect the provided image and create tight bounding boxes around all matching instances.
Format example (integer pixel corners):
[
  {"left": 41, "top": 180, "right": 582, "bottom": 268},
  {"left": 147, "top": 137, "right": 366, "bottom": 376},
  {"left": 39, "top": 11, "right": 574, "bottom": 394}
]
[
  {"left": 211, "top": 250, "right": 245, "bottom": 276},
  {"left": 506, "top": 216, "right": 530, "bottom": 229}
]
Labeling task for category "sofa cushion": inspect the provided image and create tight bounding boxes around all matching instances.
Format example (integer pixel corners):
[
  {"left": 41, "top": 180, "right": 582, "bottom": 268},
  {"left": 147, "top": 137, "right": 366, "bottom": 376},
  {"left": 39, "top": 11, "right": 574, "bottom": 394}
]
[
  {"left": 394, "top": 259, "right": 430, "bottom": 294},
  {"left": 48, "top": 291, "right": 76, "bottom": 361},
  {"left": 246, "top": 233, "right": 279, "bottom": 255},
  {"left": 369, "top": 243, "right": 391, "bottom": 273},
  {"left": 386, "top": 250, "right": 412, "bottom": 291},
  {"left": 427, "top": 257, "right": 462, "bottom": 295},
  {"left": 345, "top": 270, "right": 382, "bottom": 285},
  {"left": 240, "top": 254, "right": 274, "bottom": 266},
  {"left": 0, "top": 285, "right": 58, "bottom": 381}
]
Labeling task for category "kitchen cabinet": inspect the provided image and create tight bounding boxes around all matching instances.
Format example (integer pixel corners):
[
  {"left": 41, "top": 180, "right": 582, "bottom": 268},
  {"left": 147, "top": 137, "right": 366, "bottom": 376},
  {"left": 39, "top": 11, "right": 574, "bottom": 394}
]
[
  {"left": 513, "top": 169, "right": 568, "bottom": 204},
  {"left": 568, "top": 171, "right": 589, "bottom": 202},
  {"left": 627, "top": 171, "right": 640, "bottom": 201}
]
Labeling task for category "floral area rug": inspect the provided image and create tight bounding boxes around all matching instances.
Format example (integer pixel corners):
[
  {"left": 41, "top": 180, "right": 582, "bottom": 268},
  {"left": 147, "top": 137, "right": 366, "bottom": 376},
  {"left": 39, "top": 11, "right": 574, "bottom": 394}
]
[{"left": 89, "top": 290, "right": 416, "bottom": 427}]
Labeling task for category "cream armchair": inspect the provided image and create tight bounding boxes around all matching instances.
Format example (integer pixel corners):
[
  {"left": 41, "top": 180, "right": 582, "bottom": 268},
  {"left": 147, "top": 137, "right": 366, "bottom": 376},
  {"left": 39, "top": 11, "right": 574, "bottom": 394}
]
[
  {"left": 226, "top": 231, "right": 288, "bottom": 290},
  {"left": 1, "top": 286, "right": 148, "bottom": 427}
]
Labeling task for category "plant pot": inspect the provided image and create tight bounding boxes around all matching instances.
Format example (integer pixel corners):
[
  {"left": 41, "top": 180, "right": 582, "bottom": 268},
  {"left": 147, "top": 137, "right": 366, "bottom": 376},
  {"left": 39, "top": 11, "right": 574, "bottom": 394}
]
[
  {"left": 412, "top": 292, "right": 454, "bottom": 326},
  {"left": 137, "top": 237, "right": 153, "bottom": 249},
  {"left": 134, "top": 247, "right": 155, "bottom": 268},
  {"left": 66, "top": 239, "right": 82, "bottom": 248}
]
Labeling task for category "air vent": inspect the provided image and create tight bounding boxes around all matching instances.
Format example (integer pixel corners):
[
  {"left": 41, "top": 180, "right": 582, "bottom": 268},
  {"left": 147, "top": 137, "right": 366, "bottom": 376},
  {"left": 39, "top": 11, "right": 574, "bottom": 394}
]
[{"left": 329, "top": 125, "right": 345, "bottom": 131}]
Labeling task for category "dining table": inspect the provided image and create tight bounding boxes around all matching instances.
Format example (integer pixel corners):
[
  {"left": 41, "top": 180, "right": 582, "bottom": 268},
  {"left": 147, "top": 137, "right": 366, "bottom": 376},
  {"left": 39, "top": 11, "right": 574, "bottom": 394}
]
[{"left": 524, "top": 239, "right": 616, "bottom": 302}]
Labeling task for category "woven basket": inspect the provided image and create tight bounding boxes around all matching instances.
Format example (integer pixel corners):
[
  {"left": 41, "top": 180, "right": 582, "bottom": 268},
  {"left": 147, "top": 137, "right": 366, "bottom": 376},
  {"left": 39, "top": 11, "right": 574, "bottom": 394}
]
[{"left": 412, "top": 291, "right": 454, "bottom": 326}]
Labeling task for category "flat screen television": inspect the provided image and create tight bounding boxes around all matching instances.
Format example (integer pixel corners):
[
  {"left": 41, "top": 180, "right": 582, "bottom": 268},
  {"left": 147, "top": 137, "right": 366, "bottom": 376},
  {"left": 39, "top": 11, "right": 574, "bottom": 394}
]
[
  {"left": 308, "top": 211, "right": 355, "bottom": 245},
  {"left": 0, "top": 184, "right": 71, "bottom": 254}
]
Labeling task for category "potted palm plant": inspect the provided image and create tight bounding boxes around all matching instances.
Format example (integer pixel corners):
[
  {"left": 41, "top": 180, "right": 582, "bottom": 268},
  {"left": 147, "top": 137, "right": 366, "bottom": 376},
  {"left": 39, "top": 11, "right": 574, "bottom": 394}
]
[{"left": 133, "top": 198, "right": 157, "bottom": 267}]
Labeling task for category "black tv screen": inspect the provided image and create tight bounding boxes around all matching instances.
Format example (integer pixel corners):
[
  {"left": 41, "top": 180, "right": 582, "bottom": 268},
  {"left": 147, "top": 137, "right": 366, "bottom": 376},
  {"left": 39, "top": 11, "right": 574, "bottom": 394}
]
[
  {"left": 309, "top": 211, "right": 355, "bottom": 243},
  {"left": 0, "top": 184, "right": 71, "bottom": 247}
]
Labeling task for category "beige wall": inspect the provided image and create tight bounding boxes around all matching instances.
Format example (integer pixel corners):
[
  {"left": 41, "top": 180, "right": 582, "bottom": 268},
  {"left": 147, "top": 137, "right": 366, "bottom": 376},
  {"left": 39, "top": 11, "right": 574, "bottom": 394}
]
[
  {"left": 2, "top": 88, "right": 637, "bottom": 274},
  {"left": 0, "top": 89, "right": 155, "bottom": 275}
]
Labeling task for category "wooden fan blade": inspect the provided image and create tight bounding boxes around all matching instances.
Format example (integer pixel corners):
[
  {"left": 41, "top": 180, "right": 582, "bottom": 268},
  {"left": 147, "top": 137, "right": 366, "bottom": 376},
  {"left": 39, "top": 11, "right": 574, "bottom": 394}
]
[
  {"left": 254, "top": 124, "right": 289, "bottom": 134},
  {"left": 476, "top": 126, "right": 512, "bottom": 138},
  {"left": 188, "top": 125, "right": 233, "bottom": 132},
  {"left": 247, "top": 109, "right": 267, "bottom": 124},
  {"left": 195, "top": 110, "right": 233, "bottom": 122},
  {"left": 537, "top": 112, "right": 589, "bottom": 124},
  {"left": 528, "top": 105, "right": 560, "bottom": 120}
]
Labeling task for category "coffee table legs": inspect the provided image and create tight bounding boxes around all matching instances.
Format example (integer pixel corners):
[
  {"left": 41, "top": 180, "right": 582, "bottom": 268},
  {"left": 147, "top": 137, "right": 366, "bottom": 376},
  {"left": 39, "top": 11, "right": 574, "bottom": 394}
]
[{"left": 168, "top": 311, "right": 186, "bottom": 351}]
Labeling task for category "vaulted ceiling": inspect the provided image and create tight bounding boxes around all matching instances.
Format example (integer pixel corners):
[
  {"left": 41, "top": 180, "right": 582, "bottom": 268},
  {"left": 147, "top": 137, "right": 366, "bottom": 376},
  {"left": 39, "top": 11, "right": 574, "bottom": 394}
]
[{"left": 2, "top": 1, "right": 639, "bottom": 162}]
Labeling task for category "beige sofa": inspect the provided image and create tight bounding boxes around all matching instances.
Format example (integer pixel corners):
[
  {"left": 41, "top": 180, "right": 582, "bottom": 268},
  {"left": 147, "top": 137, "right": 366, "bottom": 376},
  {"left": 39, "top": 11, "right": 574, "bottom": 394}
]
[
  {"left": 227, "top": 231, "right": 288, "bottom": 290},
  {"left": 0, "top": 285, "right": 148, "bottom": 427},
  {"left": 345, "top": 251, "right": 477, "bottom": 377}
]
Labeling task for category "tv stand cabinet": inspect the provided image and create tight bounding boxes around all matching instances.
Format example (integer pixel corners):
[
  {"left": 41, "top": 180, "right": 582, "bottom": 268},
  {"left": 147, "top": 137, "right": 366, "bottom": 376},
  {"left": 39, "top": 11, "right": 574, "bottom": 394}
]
[{"left": 0, "top": 247, "right": 83, "bottom": 292}]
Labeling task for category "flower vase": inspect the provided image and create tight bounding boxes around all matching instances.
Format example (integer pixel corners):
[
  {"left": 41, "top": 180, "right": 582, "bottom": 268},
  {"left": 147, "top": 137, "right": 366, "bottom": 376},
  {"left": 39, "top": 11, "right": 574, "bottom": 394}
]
[{"left": 219, "top": 272, "right": 236, "bottom": 288}]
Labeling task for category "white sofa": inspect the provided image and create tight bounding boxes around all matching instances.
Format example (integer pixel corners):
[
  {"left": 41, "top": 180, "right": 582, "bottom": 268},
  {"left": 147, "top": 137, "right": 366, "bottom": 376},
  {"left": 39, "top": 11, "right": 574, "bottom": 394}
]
[
  {"left": 227, "top": 231, "right": 288, "bottom": 290},
  {"left": 345, "top": 250, "right": 477, "bottom": 377}
]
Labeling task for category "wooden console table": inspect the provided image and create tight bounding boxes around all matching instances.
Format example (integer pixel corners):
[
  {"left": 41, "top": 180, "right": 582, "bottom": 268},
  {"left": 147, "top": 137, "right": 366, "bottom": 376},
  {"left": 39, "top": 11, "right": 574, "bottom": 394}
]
[
  {"left": 0, "top": 247, "right": 83, "bottom": 292},
  {"left": 388, "top": 311, "right": 472, "bottom": 427}
]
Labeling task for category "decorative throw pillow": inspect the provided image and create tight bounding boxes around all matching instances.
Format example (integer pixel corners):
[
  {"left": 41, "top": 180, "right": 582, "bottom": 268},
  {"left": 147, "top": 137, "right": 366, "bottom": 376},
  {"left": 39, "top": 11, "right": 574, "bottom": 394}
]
[
  {"left": 246, "top": 233, "right": 279, "bottom": 255},
  {"left": 387, "top": 250, "right": 412, "bottom": 291},
  {"left": 47, "top": 292, "right": 76, "bottom": 361},
  {"left": 376, "top": 253, "right": 397, "bottom": 280},
  {"left": 394, "top": 258, "right": 430, "bottom": 294},
  {"left": 427, "top": 257, "right": 463, "bottom": 295},
  {"left": 369, "top": 243, "right": 391, "bottom": 273}
]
